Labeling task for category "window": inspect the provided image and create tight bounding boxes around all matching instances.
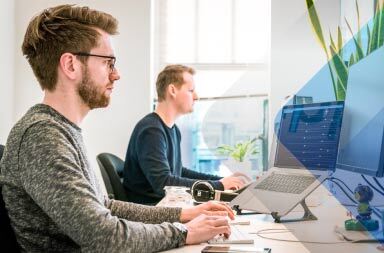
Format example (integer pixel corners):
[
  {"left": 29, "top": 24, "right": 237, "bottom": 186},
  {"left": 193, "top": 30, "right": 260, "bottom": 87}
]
[{"left": 152, "top": 0, "right": 270, "bottom": 179}]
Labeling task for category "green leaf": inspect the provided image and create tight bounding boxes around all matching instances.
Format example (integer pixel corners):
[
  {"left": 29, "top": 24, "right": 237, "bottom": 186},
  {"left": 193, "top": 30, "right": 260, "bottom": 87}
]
[
  {"left": 367, "top": 25, "right": 372, "bottom": 55},
  {"left": 369, "top": 0, "right": 381, "bottom": 53},
  {"left": 336, "top": 79, "right": 346, "bottom": 101},
  {"left": 326, "top": 62, "right": 338, "bottom": 100},
  {"left": 306, "top": 0, "right": 329, "bottom": 58},
  {"left": 348, "top": 53, "right": 355, "bottom": 66},
  {"left": 345, "top": 18, "right": 365, "bottom": 60},
  {"left": 329, "top": 46, "right": 348, "bottom": 99},
  {"left": 216, "top": 145, "right": 234, "bottom": 156},
  {"left": 330, "top": 31, "right": 337, "bottom": 55},
  {"left": 378, "top": 6, "right": 384, "bottom": 47},
  {"left": 216, "top": 138, "right": 259, "bottom": 162},
  {"left": 337, "top": 26, "right": 343, "bottom": 59},
  {"left": 356, "top": 0, "right": 362, "bottom": 47},
  {"left": 374, "top": 0, "right": 379, "bottom": 17}
]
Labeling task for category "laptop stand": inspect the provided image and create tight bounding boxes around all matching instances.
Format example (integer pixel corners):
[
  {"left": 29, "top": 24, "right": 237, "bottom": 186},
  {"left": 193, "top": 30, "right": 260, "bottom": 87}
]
[
  {"left": 233, "top": 198, "right": 318, "bottom": 223},
  {"left": 232, "top": 205, "right": 261, "bottom": 216},
  {"left": 271, "top": 198, "right": 318, "bottom": 223}
]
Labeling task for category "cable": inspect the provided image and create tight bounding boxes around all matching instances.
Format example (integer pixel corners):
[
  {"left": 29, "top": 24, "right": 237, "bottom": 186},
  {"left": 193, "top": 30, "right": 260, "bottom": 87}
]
[
  {"left": 328, "top": 178, "right": 382, "bottom": 218},
  {"left": 328, "top": 177, "right": 354, "bottom": 194},
  {"left": 250, "top": 228, "right": 361, "bottom": 244},
  {"left": 328, "top": 179, "right": 358, "bottom": 204},
  {"left": 339, "top": 204, "right": 384, "bottom": 208},
  {"left": 328, "top": 177, "right": 384, "bottom": 207},
  {"left": 373, "top": 177, "right": 384, "bottom": 192},
  {"left": 361, "top": 174, "right": 384, "bottom": 196}
]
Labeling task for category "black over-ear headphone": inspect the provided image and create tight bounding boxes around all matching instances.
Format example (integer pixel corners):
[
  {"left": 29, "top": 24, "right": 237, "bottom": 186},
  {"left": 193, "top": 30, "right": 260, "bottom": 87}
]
[{"left": 191, "top": 180, "right": 239, "bottom": 202}]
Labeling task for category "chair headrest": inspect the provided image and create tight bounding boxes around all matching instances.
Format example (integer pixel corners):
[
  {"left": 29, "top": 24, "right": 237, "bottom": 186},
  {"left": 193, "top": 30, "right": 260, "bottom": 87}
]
[
  {"left": 0, "top": 144, "right": 4, "bottom": 161},
  {"left": 97, "top": 153, "right": 124, "bottom": 177}
]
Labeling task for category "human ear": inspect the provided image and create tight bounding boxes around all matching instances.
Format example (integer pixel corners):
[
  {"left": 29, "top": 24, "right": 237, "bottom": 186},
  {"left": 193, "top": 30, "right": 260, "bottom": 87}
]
[
  {"left": 59, "top": 53, "right": 80, "bottom": 80},
  {"left": 168, "top": 84, "right": 177, "bottom": 98}
]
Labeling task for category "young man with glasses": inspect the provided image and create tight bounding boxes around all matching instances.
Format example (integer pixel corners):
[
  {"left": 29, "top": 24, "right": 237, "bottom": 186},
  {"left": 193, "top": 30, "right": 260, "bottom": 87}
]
[
  {"left": 123, "top": 65, "right": 249, "bottom": 205},
  {"left": 0, "top": 5, "right": 233, "bottom": 252}
]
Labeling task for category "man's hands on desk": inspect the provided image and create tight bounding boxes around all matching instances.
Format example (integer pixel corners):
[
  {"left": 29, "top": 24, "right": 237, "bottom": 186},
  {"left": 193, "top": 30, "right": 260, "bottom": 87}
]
[
  {"left": 184, "top": 214, "right": 231, "bottom": 244},
  {"left": 220, "top": 172, "right": 251, "bottom": 190},
  {"left": 176, "top": 174, "right": 250, "bottom": 245},
  {"left": 180, "top": 201, "right": 235, "bottom": 222},
  {"left": 179, "top": 201, "right": 235, "bottom": 245}
]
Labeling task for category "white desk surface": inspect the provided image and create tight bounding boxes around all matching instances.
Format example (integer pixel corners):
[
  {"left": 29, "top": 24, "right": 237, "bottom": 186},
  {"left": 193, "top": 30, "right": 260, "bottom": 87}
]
[{"left": 159, "top": 186, "right": 382, "bottom": 253}]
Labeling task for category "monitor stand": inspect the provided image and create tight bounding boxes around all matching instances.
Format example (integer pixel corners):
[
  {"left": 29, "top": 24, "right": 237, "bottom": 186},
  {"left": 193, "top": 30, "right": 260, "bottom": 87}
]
[
  {"left": 271, "top": 198, "right": 318, "bottom": 223},
  {"left": 233, "top": 198, "right": 318, "bottom": 223}
]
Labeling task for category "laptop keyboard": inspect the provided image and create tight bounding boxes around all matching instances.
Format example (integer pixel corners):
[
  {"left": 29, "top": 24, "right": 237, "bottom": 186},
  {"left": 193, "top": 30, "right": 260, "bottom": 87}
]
[
  {"left": 208, "top": 225, "right": 254, "bottom": 244},
  {"left": 254, "top": 173, "right": 319, "bottom": 194}
]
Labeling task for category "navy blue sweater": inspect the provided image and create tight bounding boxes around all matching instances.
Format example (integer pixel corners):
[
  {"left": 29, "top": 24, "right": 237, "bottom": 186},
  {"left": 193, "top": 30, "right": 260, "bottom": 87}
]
[{"left": 123, "top": 113, "right": 223, "bottom": 204}]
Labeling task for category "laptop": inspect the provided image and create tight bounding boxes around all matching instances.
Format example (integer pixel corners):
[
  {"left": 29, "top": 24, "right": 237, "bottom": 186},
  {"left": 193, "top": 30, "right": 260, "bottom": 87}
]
[{"left": 231, "top": 101, "right": 344, "bottom": 221}]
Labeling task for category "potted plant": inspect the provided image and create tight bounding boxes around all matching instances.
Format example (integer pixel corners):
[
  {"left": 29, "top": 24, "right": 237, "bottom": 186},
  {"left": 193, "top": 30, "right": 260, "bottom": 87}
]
[
  {"left": 217, "top": 137, "right": 259, "bottom": 162},
  {"left": 216, "top": 137, "right": 260, "bottom": 180},
  {"left": 306, "top": 0, "right": 384, "bottom": 100}
]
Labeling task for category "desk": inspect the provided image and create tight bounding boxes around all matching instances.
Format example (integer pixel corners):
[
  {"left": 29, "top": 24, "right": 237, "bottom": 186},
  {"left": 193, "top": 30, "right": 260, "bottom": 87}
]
[{"left": 159, "top": 186, "right": 381, "bottom": 253}]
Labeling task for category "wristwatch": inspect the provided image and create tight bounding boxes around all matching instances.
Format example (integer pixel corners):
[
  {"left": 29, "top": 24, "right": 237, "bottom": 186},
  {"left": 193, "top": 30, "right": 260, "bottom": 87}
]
[{"left": 172, "top": 222, "right": 188, "bottom": 242}]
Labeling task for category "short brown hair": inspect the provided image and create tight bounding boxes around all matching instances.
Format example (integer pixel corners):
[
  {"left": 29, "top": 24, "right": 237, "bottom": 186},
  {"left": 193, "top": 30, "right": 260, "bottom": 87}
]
[
  {"left": 22, "top": 4, "right": 118, "bottom": 91},
  {"left": 156, "top": 64, "right": 195, "bottom": 102}
]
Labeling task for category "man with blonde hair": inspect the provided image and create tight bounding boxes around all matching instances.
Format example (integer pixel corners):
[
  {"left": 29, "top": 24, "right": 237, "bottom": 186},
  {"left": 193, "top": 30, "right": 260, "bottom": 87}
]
[
  {"left": 123, "top": 64, "right": 248, "bottom": 205},
  {"left": 0, "top": 5, "right": 233, "bottom": 252}
]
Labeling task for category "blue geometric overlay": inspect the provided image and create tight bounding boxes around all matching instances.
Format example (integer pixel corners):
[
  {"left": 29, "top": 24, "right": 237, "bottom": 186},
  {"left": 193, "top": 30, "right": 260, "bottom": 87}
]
[{"left": 274, "top": 31, "right": 384, "bottom": 242}]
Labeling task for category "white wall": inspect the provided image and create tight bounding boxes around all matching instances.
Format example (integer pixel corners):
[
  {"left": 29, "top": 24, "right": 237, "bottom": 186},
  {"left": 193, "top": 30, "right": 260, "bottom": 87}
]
[
  {"left": 13, "top": 0, "right": 152, "bottom": 160},
  {"left": 6, "top": 0, "right": 370, "bottom": 177},
  {"left": 6, "top": 0, "right": 152, "bottom": 191},
  {"left": 0, "top": 0, "right": 15, "bottom": 144}
]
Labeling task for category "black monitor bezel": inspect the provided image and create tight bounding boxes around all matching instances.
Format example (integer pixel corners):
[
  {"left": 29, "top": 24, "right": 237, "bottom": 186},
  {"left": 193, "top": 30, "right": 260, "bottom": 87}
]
[{"left": 273, "top": 100, "right": 345, "bottom": 171}]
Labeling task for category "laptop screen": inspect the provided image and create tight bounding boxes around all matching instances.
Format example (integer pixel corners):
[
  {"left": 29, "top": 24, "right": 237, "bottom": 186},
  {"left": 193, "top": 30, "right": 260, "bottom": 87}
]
[{"left": 274, "top": 101, "right": 344, "bottom": 170}]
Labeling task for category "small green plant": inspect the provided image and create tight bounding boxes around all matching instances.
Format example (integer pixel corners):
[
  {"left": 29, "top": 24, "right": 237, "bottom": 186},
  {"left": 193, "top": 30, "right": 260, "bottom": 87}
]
[
  {"left": 216, "top": 138, "right": 259, "bottom": 162},
  {"left": 306, "top": 0, "right": 384, "bottom": 101}
]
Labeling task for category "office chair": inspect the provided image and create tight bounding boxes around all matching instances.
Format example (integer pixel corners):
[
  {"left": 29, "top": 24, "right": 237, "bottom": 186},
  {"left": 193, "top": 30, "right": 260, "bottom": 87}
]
[
  {"left": 96, "top": 153, "right": 129, "bottom": 202},
  {"left": 0, "top": 144, "right": 20, "bottom": 252}
]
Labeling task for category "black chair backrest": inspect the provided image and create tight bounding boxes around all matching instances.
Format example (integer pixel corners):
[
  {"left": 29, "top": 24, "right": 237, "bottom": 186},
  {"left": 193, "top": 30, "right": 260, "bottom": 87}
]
[
  {"left": 0, "top": 145, "right": 3, "bottom": 161},
  {"left": 0, "top": 144, "right": 20, "bottom": 252},
  {"left": 96, "top": 153, "right": 129, "bottom": 202}
]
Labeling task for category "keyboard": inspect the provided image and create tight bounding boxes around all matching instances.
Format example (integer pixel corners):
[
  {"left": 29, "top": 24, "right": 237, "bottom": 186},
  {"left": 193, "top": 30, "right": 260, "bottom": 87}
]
[
  {"left": 254, "top": 173, "right": 319, "bottom": 194},
  {"left": 208, "top": 225, "right": 254, "bottom": 244}
]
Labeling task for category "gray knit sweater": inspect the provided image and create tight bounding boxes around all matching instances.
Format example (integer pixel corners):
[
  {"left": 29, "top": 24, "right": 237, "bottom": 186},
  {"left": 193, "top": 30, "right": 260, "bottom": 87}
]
[{"left": 0, "top": 104, "right": 185, "bottom": 252}]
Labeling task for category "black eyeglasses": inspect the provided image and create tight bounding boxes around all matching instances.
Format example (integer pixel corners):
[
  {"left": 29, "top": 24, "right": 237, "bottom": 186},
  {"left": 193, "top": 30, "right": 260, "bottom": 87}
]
[{"left": 72, "top": 52, "right": 116, "bottom": 74}]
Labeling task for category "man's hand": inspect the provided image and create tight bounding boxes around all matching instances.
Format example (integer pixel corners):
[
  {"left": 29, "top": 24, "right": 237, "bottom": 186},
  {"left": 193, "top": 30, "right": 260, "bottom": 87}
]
[
  {"left": 184, "top": 214, "right": 231, "bottom": 245},
  {"left": 220, "top": 172, "right": 250, "bottom": 190},
  {"left": 231, "top": 172, "right": 252, "bottom": 182},
  {"left": 180, "top": 201, "right": 234, "bottom": 222}
]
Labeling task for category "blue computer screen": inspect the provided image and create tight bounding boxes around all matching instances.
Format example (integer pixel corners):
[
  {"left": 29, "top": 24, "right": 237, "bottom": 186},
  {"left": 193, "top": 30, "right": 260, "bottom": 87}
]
[
  {"left": 274, "top": 101, "right": 344, "bottom": 170},
  {"left": 336, "top": 48, "right": 384, "bottom": 178}
]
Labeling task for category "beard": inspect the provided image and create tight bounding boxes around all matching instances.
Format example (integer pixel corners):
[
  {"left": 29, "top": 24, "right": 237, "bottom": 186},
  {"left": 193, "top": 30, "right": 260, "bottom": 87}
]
[{"left": 77, "top": 67, "right": 110, "bottom": 109}]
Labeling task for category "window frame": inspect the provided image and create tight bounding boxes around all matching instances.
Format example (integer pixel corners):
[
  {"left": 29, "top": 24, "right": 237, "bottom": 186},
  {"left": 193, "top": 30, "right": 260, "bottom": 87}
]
[{"left": 151, "top": 0, "right": 271, "bottom": 172}]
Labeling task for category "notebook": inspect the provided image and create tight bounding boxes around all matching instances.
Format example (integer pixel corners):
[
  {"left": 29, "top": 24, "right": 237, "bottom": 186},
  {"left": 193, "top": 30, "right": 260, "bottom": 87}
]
[{"left": 231, "top": 101, "right": 344, "bottom": 219}]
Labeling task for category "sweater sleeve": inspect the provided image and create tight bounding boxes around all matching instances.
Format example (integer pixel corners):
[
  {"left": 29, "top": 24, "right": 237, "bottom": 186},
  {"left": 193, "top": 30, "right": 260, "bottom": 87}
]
[
  {"left": 18, "top": 122, "right": 185, "bottom": 253},
  {"left": 181, "top": 167, "right": 224, "bottom": 190},
  {"left": 136, "top": 127, "right": 209, "bottom": 196},
  {"left": 107, "top": 199, "right": 181, "bottom": 224}
]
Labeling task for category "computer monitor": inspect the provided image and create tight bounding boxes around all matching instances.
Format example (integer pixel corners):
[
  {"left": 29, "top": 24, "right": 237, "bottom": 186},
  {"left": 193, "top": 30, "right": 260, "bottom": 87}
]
[
  {"left": 336, "top": 48, "right": 384, "bottom": 178},
  {"left": 274, "top": 101, "right": 344, "bottom": 171}
]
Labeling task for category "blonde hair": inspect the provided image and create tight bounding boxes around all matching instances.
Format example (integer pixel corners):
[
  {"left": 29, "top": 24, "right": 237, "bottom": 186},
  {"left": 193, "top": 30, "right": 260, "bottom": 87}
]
[{"left": 156, "top": 64, "right": 195, "bottom": 102}]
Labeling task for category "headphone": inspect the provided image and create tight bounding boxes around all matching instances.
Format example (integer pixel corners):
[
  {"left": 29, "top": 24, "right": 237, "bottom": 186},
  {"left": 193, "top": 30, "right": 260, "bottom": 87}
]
[{"left": 191, "top": 180, "right": 239, "bottom": 203}]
